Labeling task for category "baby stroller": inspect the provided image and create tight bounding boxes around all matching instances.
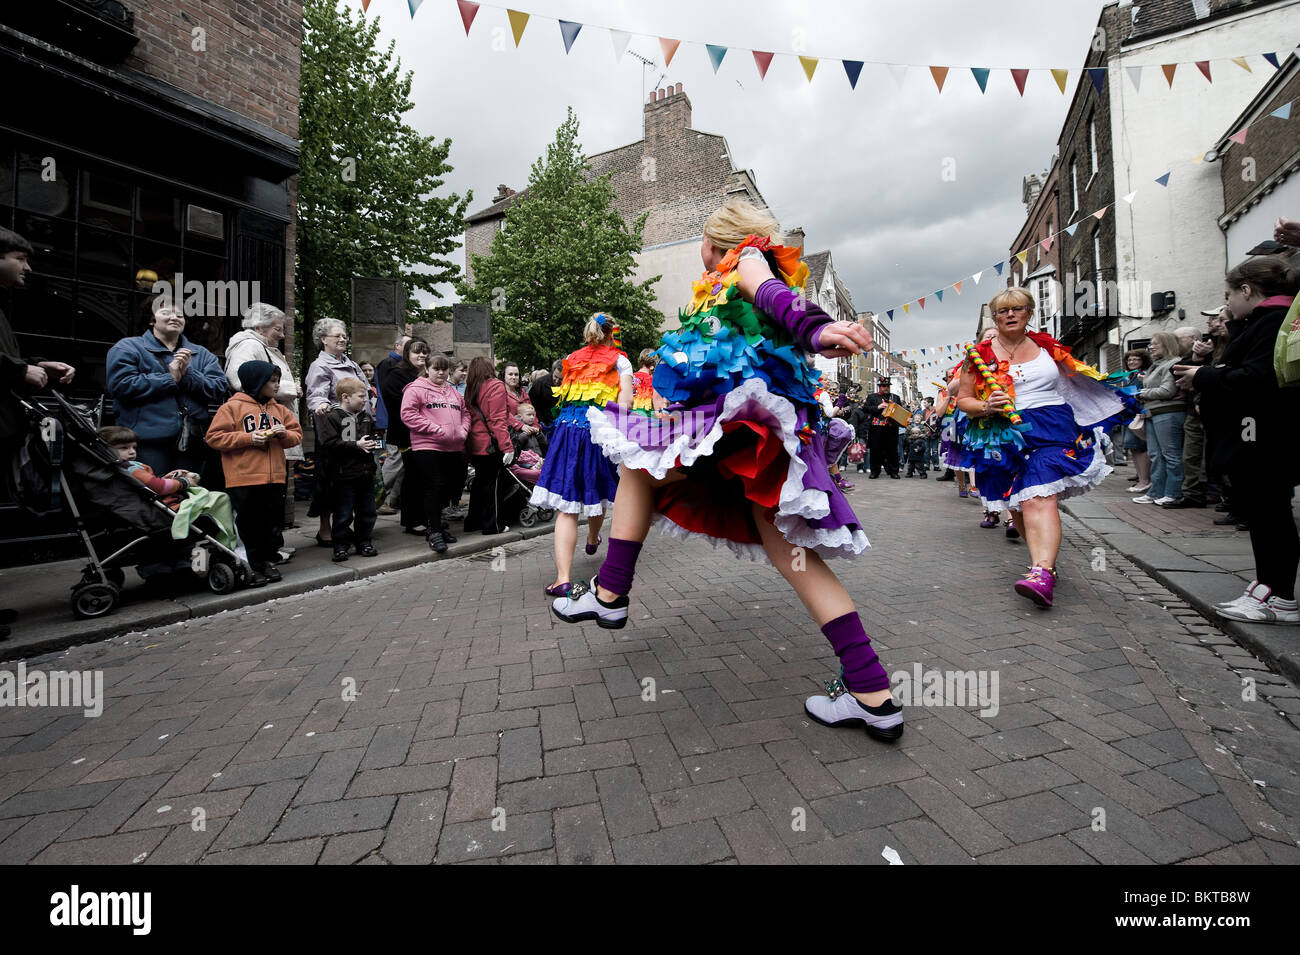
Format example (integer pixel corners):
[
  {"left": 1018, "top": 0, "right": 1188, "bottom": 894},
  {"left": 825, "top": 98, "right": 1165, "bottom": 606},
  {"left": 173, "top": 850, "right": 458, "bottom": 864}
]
[
  {"left": 461, "top": 458, "right": 556, "bottom": 529},
  {"left": 6, "top": 391, "right": 258, "bottom": 619}
]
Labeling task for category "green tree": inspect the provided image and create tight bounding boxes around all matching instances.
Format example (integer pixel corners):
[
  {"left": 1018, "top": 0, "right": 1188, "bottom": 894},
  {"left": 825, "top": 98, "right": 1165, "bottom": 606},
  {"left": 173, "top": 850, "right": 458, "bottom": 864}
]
[
  {"left": 298, "top": 0, "right": 470, "bottom": 339},
  {"left": 458, "top": 108, "right": 661, "bottom": 372}
]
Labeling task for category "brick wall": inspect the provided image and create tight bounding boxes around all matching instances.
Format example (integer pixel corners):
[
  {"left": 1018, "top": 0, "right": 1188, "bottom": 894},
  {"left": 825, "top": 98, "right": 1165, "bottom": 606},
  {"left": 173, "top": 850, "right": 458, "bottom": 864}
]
[
  {"left": 1125, "top": 0, "right": 1282, "bottom": 43},
  {"left": 1221, "top": 68, "right": 1300, "bottom": 214},
  {"left": 125, "top": 0, "right": 303, "bottom": 141}
]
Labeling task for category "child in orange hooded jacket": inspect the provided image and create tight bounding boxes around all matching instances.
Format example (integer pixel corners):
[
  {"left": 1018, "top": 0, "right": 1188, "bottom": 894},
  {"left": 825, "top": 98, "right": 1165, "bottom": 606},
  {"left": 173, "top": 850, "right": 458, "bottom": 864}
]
[{"left": 205, "top": 359, "right": 302, "bottom": 583}]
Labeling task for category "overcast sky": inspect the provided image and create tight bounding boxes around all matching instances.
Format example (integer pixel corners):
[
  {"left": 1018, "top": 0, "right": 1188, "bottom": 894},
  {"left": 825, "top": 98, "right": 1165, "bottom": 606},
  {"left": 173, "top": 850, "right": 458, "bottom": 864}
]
[{"left": 348, "top": 0, "right": 1110, "bottom": 366}]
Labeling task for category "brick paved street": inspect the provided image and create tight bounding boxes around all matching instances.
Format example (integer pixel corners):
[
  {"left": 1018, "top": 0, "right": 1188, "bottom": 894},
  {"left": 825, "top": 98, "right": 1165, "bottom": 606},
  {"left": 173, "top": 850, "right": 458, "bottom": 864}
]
[{"left": 2, "top": 475, "right": 1298, "bottom": 864}]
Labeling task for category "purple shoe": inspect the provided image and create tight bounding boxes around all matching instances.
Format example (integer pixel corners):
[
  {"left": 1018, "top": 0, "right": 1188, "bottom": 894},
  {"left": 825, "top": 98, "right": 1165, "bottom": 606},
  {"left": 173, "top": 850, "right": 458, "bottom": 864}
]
[
  {"left": 833, "top": 473, "right": 854, "bottom": 491},
  {"left": 545, "top": 582, "right": 573, "bottom": 597},
  {"left": 1014, "top": 566, "right": 1056, "bottom": 608},
  {"left": 958, "top": 489, "right": 969, "bottom": 498},
  {"left": 584, "top": 535, "right": 602, "bottom": 556},
  {"left": 980, "top": 512, "right": 999, "bottom": 529}
]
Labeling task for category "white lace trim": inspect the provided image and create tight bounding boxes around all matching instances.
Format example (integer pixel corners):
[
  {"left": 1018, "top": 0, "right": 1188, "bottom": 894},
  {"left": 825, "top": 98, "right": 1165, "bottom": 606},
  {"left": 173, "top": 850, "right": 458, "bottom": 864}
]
[
  {"left": 981, "top": 428, "right": 1112, "bottom": 512},
  {"left": 528, "top": 486, "right": 609, "bottom": 516}
]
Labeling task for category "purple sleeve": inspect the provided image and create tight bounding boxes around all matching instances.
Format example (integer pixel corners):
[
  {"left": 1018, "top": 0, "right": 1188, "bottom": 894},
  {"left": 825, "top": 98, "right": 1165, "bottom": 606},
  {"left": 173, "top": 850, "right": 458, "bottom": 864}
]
[{"left": 753, "top": 279, "right": 833, "bottom": 351}]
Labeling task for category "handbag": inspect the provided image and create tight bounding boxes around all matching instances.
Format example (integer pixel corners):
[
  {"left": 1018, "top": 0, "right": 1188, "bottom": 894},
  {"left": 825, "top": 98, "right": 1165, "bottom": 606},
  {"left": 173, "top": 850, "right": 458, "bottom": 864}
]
[
  {"left": 1126, "top": 415, "right": 1145, "bottom": 434},
  {"left": 469, "top": 399, "right": 500, "bottom": 455}
]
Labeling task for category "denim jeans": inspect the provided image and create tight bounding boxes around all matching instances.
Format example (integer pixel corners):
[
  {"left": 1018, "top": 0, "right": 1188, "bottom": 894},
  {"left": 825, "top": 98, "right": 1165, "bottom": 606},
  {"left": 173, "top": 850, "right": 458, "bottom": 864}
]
[
  {"left": 1146, "top": 410, "right": 1186, "bottom": 500},
  {"left": 927, "top": 437, "right": 940, "bottom": 468}
]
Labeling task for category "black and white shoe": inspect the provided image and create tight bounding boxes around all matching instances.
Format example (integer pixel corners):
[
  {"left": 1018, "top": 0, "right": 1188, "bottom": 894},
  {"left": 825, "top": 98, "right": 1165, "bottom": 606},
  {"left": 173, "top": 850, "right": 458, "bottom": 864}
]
[
  {"left": 552, "top": 577, "right": 629, "bottom": 629},
  {"left": 804, "top": 677, "right": 904, "bottom": 741}
]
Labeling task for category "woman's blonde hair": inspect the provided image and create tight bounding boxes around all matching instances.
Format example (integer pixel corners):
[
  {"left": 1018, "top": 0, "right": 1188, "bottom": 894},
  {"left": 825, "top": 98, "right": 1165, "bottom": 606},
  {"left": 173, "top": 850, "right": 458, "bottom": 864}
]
[
  {"left": 1149, "top": 331, "right": 1182, "bottom": 360},
  {"left": 703, "top": 199, "right": 782, "bottom": 252},
  {"left": 583, "top": 312, "right": 617, "bottom": 345},
  {"left": 989, "top": 287, "right": 1035, "bottom": 314}
]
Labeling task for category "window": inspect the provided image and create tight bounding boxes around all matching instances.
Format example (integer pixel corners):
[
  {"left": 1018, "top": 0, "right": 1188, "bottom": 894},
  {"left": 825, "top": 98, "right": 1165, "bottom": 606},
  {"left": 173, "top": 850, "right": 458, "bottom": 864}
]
[
  {"left": 1088, "top": 114, "right": 1098, "bottom": 177},
  {"left": 1071, "top": 160, "right": 1079, "bottom": 217},
  {"left": 1093, "top": 231, "right": 1104, "bottom": 315}
]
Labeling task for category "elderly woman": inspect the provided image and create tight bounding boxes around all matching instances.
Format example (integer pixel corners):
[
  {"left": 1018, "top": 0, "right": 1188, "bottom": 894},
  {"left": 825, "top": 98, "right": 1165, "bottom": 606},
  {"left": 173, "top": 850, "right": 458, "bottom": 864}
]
[
  {"left": 1132, "top": 331, "right": 1187, "bottom": 506},
  {"left": 106, "top": 298, "right": 230, "bottom": 478},
  {"left": 1120, "top": 349, "right": 1152, "bottom": 493},
  {"left": 956, "top": 287, "right": 1134, "bottom": 608},
  {"left": 1174, "top": 256, "right": 1300, "bottom": 624},
  {"left": 304, "top": 318, "right": 368, "bottom": 545}
]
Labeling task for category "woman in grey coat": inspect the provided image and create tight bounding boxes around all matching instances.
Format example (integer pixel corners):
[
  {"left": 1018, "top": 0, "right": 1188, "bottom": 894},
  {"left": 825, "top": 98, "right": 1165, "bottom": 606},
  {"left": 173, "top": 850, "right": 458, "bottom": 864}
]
[
  {"left": 1132, "top": 331, "right": 1187, "bottom": 506},
  {"left": 304, "top": 318, "right": 368, "bottom": 545}
]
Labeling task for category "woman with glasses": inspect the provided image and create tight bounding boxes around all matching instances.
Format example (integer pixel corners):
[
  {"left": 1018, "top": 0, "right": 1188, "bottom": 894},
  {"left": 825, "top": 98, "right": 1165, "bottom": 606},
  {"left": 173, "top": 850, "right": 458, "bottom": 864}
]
[
  {"left": 955, "top": 288, "right": 1136, "bottom": 608},
  {"left": 304, "top": 318, "right": 369, "bottom": 546}
]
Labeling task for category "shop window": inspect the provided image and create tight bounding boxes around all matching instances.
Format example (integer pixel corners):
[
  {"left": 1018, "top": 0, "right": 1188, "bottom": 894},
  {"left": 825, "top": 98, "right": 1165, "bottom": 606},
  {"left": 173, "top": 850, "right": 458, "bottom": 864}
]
[
  {"left": 78, "top": 226, "right": 132, "bottom": 286},
  {"left": 14, "top": 212, "right": 76, "bottom": 279},
  {"left": 15, "top": 152, "right": 74, "bottom": 219},
  {"left": 136, "top": 188, "right": 182, "bottom": 242},
  {"left": 80, "top": 170, "right": 133, "bottom": 233},
  {"left": 133, "top": 239, "right": 180, "bottom": 291},
  {"left": 77, "top": 283, "right": 135, "bottom": 344}
]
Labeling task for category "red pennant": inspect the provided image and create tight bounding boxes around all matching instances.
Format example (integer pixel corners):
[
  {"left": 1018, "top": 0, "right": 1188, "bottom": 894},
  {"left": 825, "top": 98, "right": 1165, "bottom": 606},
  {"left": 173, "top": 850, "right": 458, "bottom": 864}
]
[
  {"left": 918, "top": 297, "right": 926, "bottom": 310},
  {"left": 456, "top": 0, "right": 479, "bottom": 35},
  {"left": 1195, "top": 60, "right": 1212, "bottom": 83},
  {"left": 752, "top": 50, "right": 773, "bottom": 80},
  {"left": 1011, "top": 69, "right": 1029, "bottom": 95}
]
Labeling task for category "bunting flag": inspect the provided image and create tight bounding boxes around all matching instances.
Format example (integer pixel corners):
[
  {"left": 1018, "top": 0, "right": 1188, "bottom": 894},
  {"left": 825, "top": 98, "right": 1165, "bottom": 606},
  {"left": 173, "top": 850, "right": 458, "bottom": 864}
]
[
  {"left": 1051, "top": 68, "right": 1069, "bottom": 93},
  {"left": 887, "top": 309, "right": 895, "bottom": 320},
  {"left": 971, "top": 67, "right": 990, "bottom": 92},
  {"left": 558, "top": 19, "right": 582, "bottom": 53},
  {"left": 993, "top": 262, "right": 1004, "bottom": 276},
  {"left": 361, "top": 0, "right": 372, "bottom": 9},
  {"left": 1065, "top": 222, "right": 1079, "bottom": 236},
  {"left": 1195, "top": 60, "right": 1212, "bottom": 82},
  {"left": 1232, "top": 56, "right": 1251, "bottom": 72},
  {"left": 1011, "top": 68, "right": 1029, "bottom": 95},
  {"left": 507, "top": 8, "right": 529, "bottom": 45},
  {"left": 407, "top": 0, "right": 423, "bottom": 16},
  {"left": 753, "top": 50, "right": 774, "bottom": 80},
  {"left": 887, "top": 64, "right": 908, "bottom": 88},
  {"left": 707, "top": 43, "right": 727, "bottom": 73},
  {"left": 930, "top": 66, "right": 949, "bottom": 92},
  {"left": 971, "top": 271, "right": 983, "bottom": 285},
  {"left": 1087, "top": 67, "right": 1106, "bottom": 93},
  {"left": 843, "top": 60, "right": 864, "bottom": 89},
  {"left": 903, "top": 303, "right": 910, "bottom": 315},
  {"left": 1264, "top": 52, "right": 1281, "bottom": 69},
  {"left": 1094, "top": 205, "right": 1109, "bottom": 220},
  {"left": 456, "top": 0, "right": 479, "bottom": 34},
  {"left": 934, "top": 289, "right": 944, "bottom": 302},
  {"left": 1127, "top": 66, "right": 1143, "bottom": 91},
  {"left": 1228, "top": 127, "right": 1248, "bottom": 144},
  {"left": 954, "top": 281, "right": 963, "bottom": 294},
  {"left": 1122, "top": 191, "right": 1137, "bottom": 203},
  {"left": 800, "top": 56, "right": 819, "bottom": 82},
  {"left": 918, "top": 297, "right": 926, "bottom": 310},
  {"left": 1154, "top": 172, "right": 1171, "bottom": 187},
  {"left": 1015, "top": 250, "right": 1029, "bottom": 266},
  {"left": 610, "top": 29, "right": 630, "bottom": 61},
  {"left": 1162, "top": 63, "right": 1177, "bottom": 86},
  {"left": 1040, "top": 235, "right": 1053, "bottom": 253},
  {"left": 1273, "top": 103, "right": 1293, "bottom": 120},
  {"left": 659, "top": 37, "right": 680, "bottom": 66}
]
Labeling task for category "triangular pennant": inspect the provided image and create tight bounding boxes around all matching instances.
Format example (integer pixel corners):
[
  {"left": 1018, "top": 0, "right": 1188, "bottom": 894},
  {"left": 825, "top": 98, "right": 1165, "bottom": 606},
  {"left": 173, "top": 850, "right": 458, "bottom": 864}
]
[
  {"left": 954, "top": 281, "right": 963, "bottom": 294},
  {"left": 1011, "top": 69, "right": 1029, "bottom": 95},
  {"left": 1271, "top": 102, "right": 1292, "bottom": 120},
  {"left": 1161, "top": 63, "right": 1177, "bottom": 87},
  {"left": 1195, "top": 60, "right": 1212, "bottom": 83},
  {"left": 1094, "top": 205, "right": 1110, "bottom": 219},
  {"left": 752, "top": 51, "right": 774, "bottom": 80},
  {"left": 799, "top": 57, "right": 819, "bottom": 82},
  {"left": 1122, "top": 190, "right": 1136, "bottom": 203},
  {"left": 1051, "top": 68, "right": 1069, "bottom": 94},
  {"left": 1015, "top": 250, "right": 1029, "bottom": 266},
  {"left": 455, "top": 0, "right": 479, "bottom": 34},
  {"left": 934, "top": 290, "right": 944, "bottom": 302},
  {"left": 1231, "top": 56, "right": 1251, "bottom": 72},
  {"left": 993, "top": 262, "right": 1005, "bottom": 276},
  {"left": 407, "top": 0, "right": 423, "bottom": 15},
  {"left": 1087, "top": 67, "right": 1106, "bottom": 93},
  {"left": 507, "top": 9, "right": 529, "bottom": 46},
  {"left": 887, "top": 309, "right": 894, "bottom": 320},
  {"left": 1264, "top": 52, "right": 1281, "bottom": 70},
  {"left": 1040, "top": 236, "right": 1053, "bottom": 254},
  {"left": 1127, "top": 65, "right": 1143, "bottom": 91},
  {"left": 706, "top": 44, "right": 727, "bottom": 73},
  {"left": 918, "top": 297, "right": 926, "bottom": 310},
  {"left": 361, "top": 0, "right": 372, "bottom": 10},
  {"left": 921, "top": 348, "right": 927, "bottom": 355},
  {"left": 558, "top": 20, "right": 582, "bottom": 54},
  {"left": 887, "top": 64, "right": 909, "bottom": 88},
  {"left": 1065, "top": 222, "right": 1079, "bottom": 237},
  {"left": 903, "top": 303, "right": 910, "bottom": 315},
  {"left": 970, "top": 68, "right": 990, "bottom": 93},
  {"left": 930, "top": 66, "right": 949, "bottom": 92},
  {"left": 1191, "top": 152, "right": 1206, "bottom": 164},
  {"left": 1228, "top": 127, "right": 1248, "bottom": 145},
  {"left": 609, "top": 29, "right": 630, "bottom": 62},
  {"left": 843, "top": 60, "right": 864, "bottom": 89},
  {"left": 971, "top": 271, "right": 983, "bottom": 285},
  {"left": 1154, "top": 172, "right": 1171, "bottom": 187},
  {"left": 659, "top": 37, "right": 680, "bottom": 66}
]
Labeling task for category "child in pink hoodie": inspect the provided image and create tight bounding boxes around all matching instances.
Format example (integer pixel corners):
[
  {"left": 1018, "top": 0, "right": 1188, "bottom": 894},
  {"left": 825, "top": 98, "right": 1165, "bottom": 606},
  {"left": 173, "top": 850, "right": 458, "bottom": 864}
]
[{"left": 400, "top": 355, "right": 470, "bottom": 553}]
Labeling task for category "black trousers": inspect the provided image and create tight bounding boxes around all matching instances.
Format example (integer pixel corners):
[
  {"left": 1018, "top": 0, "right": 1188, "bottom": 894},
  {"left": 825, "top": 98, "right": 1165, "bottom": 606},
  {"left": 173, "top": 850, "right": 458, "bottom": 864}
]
[
  {"left": 868, "top": 426, "right": 900, "bottom": 476},
  {"left": 411, "top": 450, "right": 467, "bottom": 537},
  {"left": 1231, "top": 469, "right": 1299, "bottom": 600},
  {"left": 227, "top": 483, "right": 286, "bottom": 567},
  {"left": 398, "top": 448, "right": 426, "bottom": 530},
  {"left": 331, "top": 474, "right": 377, "bottom": 546},
  {"left": 464, "top": 451, "right": 504, "bottom": 534}
]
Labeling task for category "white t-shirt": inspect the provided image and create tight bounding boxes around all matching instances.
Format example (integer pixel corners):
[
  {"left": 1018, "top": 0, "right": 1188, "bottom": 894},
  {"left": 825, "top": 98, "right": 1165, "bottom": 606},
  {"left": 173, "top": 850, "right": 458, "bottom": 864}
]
[
  {"left": 616, "top": 354, "right": 633, "bottom": 376},
  {"left": 1008, "top": 348, "right": 1065, "bottom": 411}
]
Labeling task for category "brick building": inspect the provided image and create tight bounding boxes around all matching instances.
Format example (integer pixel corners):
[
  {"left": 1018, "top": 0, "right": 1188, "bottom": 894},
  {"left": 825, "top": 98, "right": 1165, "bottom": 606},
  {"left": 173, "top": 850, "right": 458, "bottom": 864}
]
[
  {"left": 1009, "top": 159, "right": 1064, "bottom": 338},
  {"left": 0, "top": 0, "right": 301, "bottom": 390}
]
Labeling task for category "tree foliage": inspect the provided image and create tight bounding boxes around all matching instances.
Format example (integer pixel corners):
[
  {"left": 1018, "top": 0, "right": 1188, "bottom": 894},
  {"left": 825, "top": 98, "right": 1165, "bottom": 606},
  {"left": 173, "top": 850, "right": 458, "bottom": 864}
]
[
  {"left": 298, "top": 0, "right": 470, "bottom": 336},
  {"left": 458, "top": 108, "right": 662, "bottom": 372}
]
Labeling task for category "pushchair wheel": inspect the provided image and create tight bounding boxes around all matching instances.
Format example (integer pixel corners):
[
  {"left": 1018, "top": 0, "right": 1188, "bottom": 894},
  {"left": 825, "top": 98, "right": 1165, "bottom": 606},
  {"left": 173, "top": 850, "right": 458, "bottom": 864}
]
[
  {"left": 208, "top": 562, "right": 238, "bottom": 595},
  {"left": 519, "top": 505, "right": 538, "bottom": 528},
  {"left": 539, "top": 508, "right": 555, "bottom": 522},
  {"left": 71, "top": 582, "right": 119, "bottom": 619}
]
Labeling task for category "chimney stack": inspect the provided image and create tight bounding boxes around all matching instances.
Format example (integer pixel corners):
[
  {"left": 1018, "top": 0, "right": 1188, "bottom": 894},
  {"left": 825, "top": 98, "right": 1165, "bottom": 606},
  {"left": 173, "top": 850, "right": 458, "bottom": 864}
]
[
  {"left": 644, "top": 83, "right": 692, "bottom": 139},
  {"left": 786, "top": 225, "right": 806, "bottom": 250}
]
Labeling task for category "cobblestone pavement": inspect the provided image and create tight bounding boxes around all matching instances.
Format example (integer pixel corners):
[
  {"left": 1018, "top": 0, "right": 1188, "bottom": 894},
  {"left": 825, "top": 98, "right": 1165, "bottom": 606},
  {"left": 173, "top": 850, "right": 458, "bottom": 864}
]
[{"left": 1, "top": 476, "right": 1298, "bottom": 864}]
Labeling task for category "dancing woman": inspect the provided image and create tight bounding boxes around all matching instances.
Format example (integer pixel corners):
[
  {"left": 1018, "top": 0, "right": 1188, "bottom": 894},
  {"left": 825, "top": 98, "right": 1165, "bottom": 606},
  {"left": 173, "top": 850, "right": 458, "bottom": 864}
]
[{"left": 551, "top": 199, "right": 902, "bottom": 741}]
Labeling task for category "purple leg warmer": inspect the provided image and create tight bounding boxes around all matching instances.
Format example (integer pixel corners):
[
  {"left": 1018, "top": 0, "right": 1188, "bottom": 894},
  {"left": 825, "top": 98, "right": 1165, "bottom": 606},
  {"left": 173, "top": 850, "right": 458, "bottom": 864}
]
[
  {"left": 821, "top": 612, "right": 891, "bottom": 692},
  {"left": 598, "top": 538, "right": 642, "bottom": 597}
]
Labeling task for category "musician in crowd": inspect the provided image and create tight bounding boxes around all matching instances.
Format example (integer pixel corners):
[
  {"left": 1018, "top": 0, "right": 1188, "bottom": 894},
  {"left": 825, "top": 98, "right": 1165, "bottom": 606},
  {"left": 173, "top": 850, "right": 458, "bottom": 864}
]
[{"left": 862, "top": 376, "right": 904, "bottom": 479}]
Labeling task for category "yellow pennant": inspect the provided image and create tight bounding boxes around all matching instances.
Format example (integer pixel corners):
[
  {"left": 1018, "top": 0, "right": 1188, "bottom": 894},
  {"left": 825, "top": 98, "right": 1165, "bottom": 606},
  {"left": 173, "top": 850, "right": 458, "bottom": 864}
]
[
  {"left": 1015, "top": 250, "right": 1029, "bottom": 266},
  {"left": 903, "top": 303, "right": 910, "bottom": 315},
  {"left": 507, "top": 9, "right": 529, "bottom": 46},
  {"left": 800, "top": 56, "right": 819, "bottom": 82},
  {"left": 1231, "top": 56, "right": 1251, "bottom": 72},
  {"left": 1051, "top": 69, "right": 1069, "bottom": 93}
]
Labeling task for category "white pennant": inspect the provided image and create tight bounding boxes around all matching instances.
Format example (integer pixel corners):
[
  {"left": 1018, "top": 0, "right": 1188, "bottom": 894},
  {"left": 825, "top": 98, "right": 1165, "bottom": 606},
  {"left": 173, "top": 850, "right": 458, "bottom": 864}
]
[
  {"left": 1122, "top": 191, "right": 1137, "bottom": 203},
  {"left": 1126, "top": 65, "right": 1142, "bottom": 91},
  {"left": 971, "top": 271, "right": 983, "bottom": 285},
  {"left": 609, "top": 29, "right": 630, "bottom": 62},
  {"left": 887, "top": 64, "right": 909, "bottom": 88}
]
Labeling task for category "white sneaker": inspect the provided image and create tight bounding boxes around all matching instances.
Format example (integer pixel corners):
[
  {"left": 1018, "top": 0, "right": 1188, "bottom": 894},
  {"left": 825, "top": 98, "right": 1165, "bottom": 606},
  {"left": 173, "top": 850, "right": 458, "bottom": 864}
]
[
  {"left": 1131, "top": 494, "right": 1155, "bottom": 504},
  {"left": 1129, "top": 483, "right": 1152, "bottom": 493},
  {"left": 1216, "top": 580, "right": 1261, "bottom": 609},
  {"left": 552, "top": 576, "right": 629, "bottom": 629},
  {"left": 1216, "top": 588, "right": 1300, "bottom": 624},
  {"left": 804, "top": 679, "right": 904, "bottom": 741},
  {"left": 1152, "top": 496, "right": 1176, "bottom": 505}
]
